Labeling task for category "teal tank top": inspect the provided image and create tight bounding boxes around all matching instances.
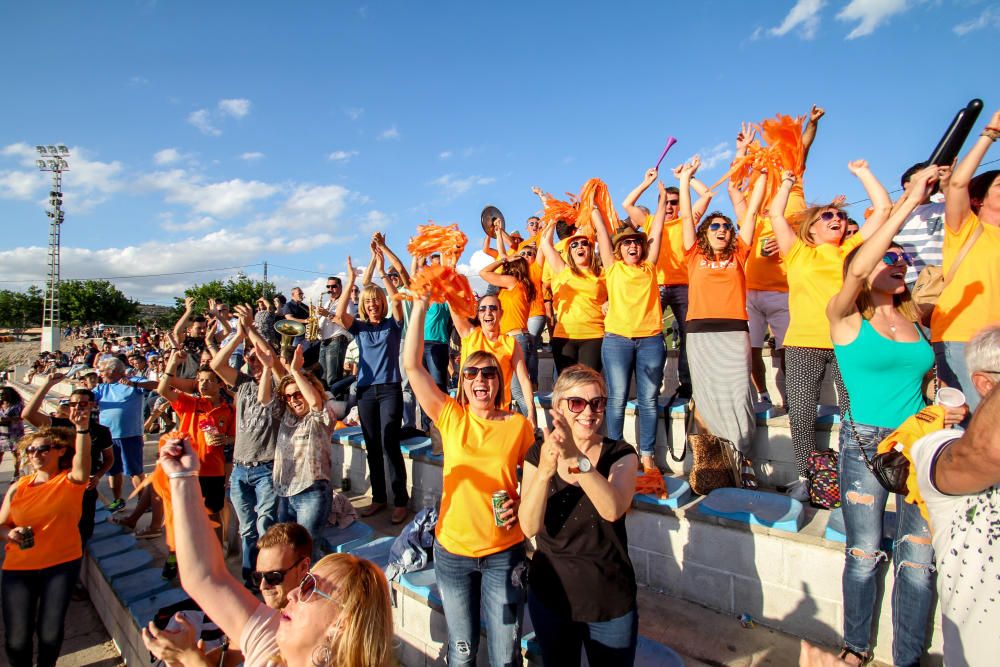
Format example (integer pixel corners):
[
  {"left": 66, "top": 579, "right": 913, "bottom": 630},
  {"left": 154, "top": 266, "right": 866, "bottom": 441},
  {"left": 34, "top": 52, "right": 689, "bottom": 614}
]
[{"left": 833, "top": 318, "right": 933, "bottom": 429}]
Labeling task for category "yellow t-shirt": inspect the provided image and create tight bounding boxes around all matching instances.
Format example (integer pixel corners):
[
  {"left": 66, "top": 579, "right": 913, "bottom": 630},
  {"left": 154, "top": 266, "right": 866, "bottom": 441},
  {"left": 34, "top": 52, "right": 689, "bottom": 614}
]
[
  {"left": 498, "top": 282, "right": 529, "bottom": 334},
  {"left": 745, "top": 183, "right": 807, "bottom": 293},
  {"left": 644, "top": 216, "right": 687, "bottom": 286},
  {"left": 528, "top": 262, "right": 546, "bottom": 318},
  {"left": 604, "top": 261, "right": 663, "bottom": 338},
  {"left": 551, "top": 268, "right": 607, "bottom": 339},
  {"left": 783, "top": 233, "right": 864, "bottom": 349},
  {"left": 460, "top": 328, "right": 516, "bottom": 407},
  {"left": 931, "top": 212, "right": 1000, "bottom": 343},
  {"left": 435, "top": 397, "right": 534, "bottom": 558}
]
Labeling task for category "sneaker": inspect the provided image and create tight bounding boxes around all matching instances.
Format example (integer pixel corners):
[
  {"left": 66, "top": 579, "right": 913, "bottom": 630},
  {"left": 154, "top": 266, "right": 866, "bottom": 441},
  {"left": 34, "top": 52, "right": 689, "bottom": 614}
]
[
  {"left": 161, "top": 554, "right": 178, "bottom": 580},
  {"left": 785, "top": 477, "right": 810, "bottom": 502},
  {"left": 107, "top": 498, "right": 126, "bottom": 513}
]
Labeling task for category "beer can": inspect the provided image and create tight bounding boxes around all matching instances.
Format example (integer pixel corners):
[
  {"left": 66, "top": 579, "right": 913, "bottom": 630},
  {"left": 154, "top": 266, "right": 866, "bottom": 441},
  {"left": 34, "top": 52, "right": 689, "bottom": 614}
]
[
  {"left": 492, "top": 490, "right": 510, "bottom": 527},
  {"left": 19, "top": 526, "right": 34, "bottom": 550},
  {"left": 760, "top": 236, "right": 775, "bottom": 257}
]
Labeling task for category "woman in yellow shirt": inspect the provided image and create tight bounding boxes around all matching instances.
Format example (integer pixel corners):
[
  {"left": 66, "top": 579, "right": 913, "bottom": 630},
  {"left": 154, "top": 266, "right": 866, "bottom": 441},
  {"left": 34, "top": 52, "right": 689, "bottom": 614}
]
[
  {"left": 932, "top": 108, "right": 1000, "bottom": 414},
  {"left": 770, "top": 161, "right": 892, "bottom": 500},
  {"left": 538, "top": 220, "right": 606, "bottom": 373},
  {"left": 404, "top": 296, "right": 535, "bottom": 667},
  {"left": 594, "top": 169, "right": 667, "bottom": 471}
]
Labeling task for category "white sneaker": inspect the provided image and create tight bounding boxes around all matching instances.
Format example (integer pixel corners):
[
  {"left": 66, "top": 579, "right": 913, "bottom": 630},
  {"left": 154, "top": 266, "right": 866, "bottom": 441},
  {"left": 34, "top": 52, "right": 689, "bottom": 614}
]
[{"left": 785, "top": 477, "right": 810, "bottom": 502}]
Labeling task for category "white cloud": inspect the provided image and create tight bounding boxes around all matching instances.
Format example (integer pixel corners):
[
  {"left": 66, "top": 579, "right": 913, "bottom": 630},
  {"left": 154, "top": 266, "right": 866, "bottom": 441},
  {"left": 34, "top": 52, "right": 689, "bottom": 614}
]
[
  {"left": 0, "top": 143, "right": 123, "bottom": 213},
  {"left": 836, "top": 0, "right": 910, "bottom": 39},
  {"left": 695, "top": 142, "right": 734, "bottom": 170},
  {"left": 432, "top": 174, "right": 496, "bottom": 199},
  {"left": 378, "top": 126, "right": 400, "bottom": 141},
  {"left": 0, "top": 171, "right": 46, "bottom": 199},
  {"left": 239, "top": 151, "right": 264, "bottom": 161},
  {"left": 769, "top": 0, "right": 825, "bottom": 39},
  {"left": 154, "top": 148, "right": 182, "bottom": 165},
  {"left": 129, "top": 75, "right": 149, "bottom": 86},
  {"left": 344, "top": 107, "right": 364, "bottom": 121},
  {"left": 953, "top": 6, "right": 1000, "bottom": 35},
  {"left": 162, "top": 215, "right": 217, "bottom": 232},
  {"left": 140, "top": 169, "right": 279, "bottom": 218},
  {"left": 439, "top": 150, "right": 453, "bottom": 159},
  {"left": 218, "top": 98, "right": 251, "bottom": 118},
  {"left": 188, "top": 109, "right": 221, "bottom": 136},
  {"left": 328, "top": 150, "right": 359, "bottom": 162},
  {"left": 249, "top": 184, "right": 353, "bottom": 232},
  {"left": 360, "top": 210, "right": 390, "bottom": 233}
]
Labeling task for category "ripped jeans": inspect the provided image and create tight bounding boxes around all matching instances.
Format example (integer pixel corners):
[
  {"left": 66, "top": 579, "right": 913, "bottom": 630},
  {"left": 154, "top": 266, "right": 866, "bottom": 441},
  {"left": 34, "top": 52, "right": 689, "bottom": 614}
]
[
  {"left": 839, "top": 422, "right": 935, "bottom": 667},
  {"left": 433, "top": 541, "right": 526, "bottom": 667}
]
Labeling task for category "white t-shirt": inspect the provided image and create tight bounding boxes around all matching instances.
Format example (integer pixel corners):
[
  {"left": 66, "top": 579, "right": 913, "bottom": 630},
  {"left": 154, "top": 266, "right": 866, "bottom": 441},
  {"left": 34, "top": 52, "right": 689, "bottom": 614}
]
[
  {"left": 911, "top": 429, "right": 1000, "bottom": 667},
  {"left": 238, "top": 603, "right": 281, "bottom": 666},
  {"left": 894, "top": 200, "right": 945, "bottom": 285}
]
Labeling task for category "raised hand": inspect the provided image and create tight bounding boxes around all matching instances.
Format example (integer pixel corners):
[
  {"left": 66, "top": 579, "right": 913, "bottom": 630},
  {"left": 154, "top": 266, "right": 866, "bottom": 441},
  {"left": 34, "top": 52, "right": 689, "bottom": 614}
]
[
  {"left": 346, "top": 255, "right": 355, "bottom": 278},
  {"left": 847, "top": 159, "right": 869, "bottom": 175},
  {"left": 291, "top": 343, "right": 305, "bottom": 372},
  {"left": 809, "top": 105, "right": 825, "bottom": 123},
  {"left": 736, "top": 122, "right": 757, "bottom": 154},
  {"left": 68, "top": 400, "right": 91, "bottom": 431},
  {"left": 643, "top": 167, "right": 658, "bottom": 185},
  {"left": 158, "top": 435, "right": 199, "bottom": 476},
  {"left": 909, "top": 164, "right": 941, "bottom": 200},
  {"left": 183, "top": 296, "right": 195, "bottom": 313}
]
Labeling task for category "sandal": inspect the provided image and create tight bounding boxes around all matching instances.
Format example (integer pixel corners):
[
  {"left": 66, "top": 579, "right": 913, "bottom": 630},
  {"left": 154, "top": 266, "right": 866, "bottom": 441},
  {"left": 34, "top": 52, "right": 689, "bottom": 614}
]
[
  {"left": 135, "top": 527, "right": 164, "bottom": 539},
  {"left": 838, "top": 647, "right": 871, "bottom": 666},
  {"left": 111, "top": 516, "right": 136, "bottom": 532}
]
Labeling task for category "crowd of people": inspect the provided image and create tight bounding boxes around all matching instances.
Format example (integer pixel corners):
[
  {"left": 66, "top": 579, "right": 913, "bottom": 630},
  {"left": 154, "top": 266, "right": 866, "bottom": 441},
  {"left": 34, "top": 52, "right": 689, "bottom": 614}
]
[{"left": 0, "top": 105, "right": 997, "bottom": 667}]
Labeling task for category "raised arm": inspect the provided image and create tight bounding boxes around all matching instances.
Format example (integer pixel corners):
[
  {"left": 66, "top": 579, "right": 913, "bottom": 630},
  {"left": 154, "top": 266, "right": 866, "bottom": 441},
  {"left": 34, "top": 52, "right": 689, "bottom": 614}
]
[
  {"left": 67, "top": 404, "right": 94, "bottom": 484},
  {"left": 335, "top": 256, "right": 356, "bottom": 331},
  {"left": 801, "top": 105, "right": 824, "bottom": 168},
  {"left": 827, "top": 165, "right": 937, "bottom": 324},
  {"left": 210, "top": 319, "right": 244, "bottom": 388},
  {"left": 482, "top": 230, "right": 499, "bottom": 259},
  {"left": 646, "top": 180, "right": 668, "bottom": 265},
  {"left": 403, "top": 298, "right": 448, "bottom": 421},
  {"left": 479, "top": 259, "right": 518, "bottom": 290},
  {"left": 946, "top": 108, "right": 1000, "bottom": 231},
  {"left": 851, "top": 160, "right": 893, "bottom": 239},
  {"left": 172, "top": 296, "right": 195, "bottom": 344},
  {"left": 593, "top": 206, "right": 615, "bottom": 268},
  {"left": 374, "top": 250, "right": 404, "bottom": 322},
  {"left": 727, "top": 123, "right": 757, "bottom": 220},
  {"left": 538, "top": 221, "right": 566, "bottom": 274},
  {"left": 769, "top": 172, "right": 799, "bottom": 256},
  {"left": 22, "top": 373, "right": 61, "bottom": 429},
  {"left": 739, "top": 171, "right": 767, "bottom": 247},
  {"left": 448, "top": 301, "right": 475, "bottom": 338},
  {"left": 375, "top": 233, "right": 412, "bottom": 287},
  {"left": 289, "top": 344, "right": 325, "bottom": 412},
  {"left": 157, "top": 349, "right": 186, "bottom": 404},
  {"left": 623, "top": 168, "right": 658, "bottom": 228},
  {"left": 511, "top": 343, "right": 537, "bottom": 428},
  {"left": 678, "top": 158, "right": 700, "bottom": 252},
  {"left": 360, "top": 246, "right": 378, "bottom": 287},
  {"left": 256, "top": 348, "right": 273, "bottom": 407}
]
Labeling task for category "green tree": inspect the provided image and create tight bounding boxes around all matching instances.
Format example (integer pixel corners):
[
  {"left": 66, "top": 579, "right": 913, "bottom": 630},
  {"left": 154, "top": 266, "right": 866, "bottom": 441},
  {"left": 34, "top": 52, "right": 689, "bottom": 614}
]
[
  {"left": 59, "top": 280, "right": 140, "bottom": 325},
  {"left": 173, "top": 274, "right": 275, "bottom": 318},
  {"left": 0, "top": 286, "right": 44, "bottom": 328}
]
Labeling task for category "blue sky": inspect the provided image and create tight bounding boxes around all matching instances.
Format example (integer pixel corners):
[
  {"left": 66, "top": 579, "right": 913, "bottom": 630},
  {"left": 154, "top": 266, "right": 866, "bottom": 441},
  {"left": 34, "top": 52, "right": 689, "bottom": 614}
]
[{"left": 1, "top": 0, "right": 998, "bottom": 306}]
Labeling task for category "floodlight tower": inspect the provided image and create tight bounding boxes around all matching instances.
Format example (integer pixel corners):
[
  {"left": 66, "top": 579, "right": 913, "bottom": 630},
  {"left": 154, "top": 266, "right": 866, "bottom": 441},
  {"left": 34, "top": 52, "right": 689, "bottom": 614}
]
[{"left": 35, "top": 145, "right": 70, "bottom": 353}]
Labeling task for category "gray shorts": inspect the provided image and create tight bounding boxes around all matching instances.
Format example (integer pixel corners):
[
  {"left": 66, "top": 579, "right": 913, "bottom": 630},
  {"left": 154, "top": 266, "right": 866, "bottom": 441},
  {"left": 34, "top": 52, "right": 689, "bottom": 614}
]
[{"left": 747, "top": 289, "right": 790, "bottom": 349}]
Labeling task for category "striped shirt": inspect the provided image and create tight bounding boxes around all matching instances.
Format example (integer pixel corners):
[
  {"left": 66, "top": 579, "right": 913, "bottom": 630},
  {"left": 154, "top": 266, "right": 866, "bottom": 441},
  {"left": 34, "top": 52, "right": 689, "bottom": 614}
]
[{"left": 894, "top": 200, "right": 945, "bottom": 285}]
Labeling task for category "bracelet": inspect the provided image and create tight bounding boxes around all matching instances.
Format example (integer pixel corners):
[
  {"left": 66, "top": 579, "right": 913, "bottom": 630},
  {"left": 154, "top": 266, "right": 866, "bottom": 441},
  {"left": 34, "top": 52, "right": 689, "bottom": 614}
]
[
  {"left": 983, "top": 128, "right": 1000, "bottom": 141},
  {"left": 167, "top": 471, "right": 199, "bottom": 479},
  {"left": 163, "top": 372, "right": 175, "bottom": 377},
  {"left": 76, "top": 429, "right": 89, "bottom": 434}
]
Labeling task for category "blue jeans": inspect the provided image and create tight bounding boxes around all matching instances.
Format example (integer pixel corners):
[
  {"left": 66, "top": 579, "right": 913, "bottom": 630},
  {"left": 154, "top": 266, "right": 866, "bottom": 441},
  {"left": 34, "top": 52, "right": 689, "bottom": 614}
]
[
  {"left": 839, "top": 423, "right": 935, "bottom": 666},
  {"left": 319, "top": 335, "right": 349, "bottom": 387},
  {"left": 527, "top": 315, "right": 547, "bottom": 384},
  {"left": 509, "top": 333, "right": 533, "bottom": 420},
  {"left": 230, "top": 461, "right": 279, "bottom": 584},
  {"left": 601, "top": 333, "right": 666, "bottom": 456},
  {"left": 278, "top": 479, "right": 332, "bottom": 562},
  {"left": 528, "top": 591, "right": 637, "bottom": 667},
  {"left": 659, "top": 284, "right": 691, "bottom": 393},
  {"left": 433, "top": 542, "right": 526, "bottom": 667},
  {"left": 2, "top": 558, "right": 81, "bottom": 667},
  {"left": 934, "top": 341, "right": 979, "bottom": 416}
]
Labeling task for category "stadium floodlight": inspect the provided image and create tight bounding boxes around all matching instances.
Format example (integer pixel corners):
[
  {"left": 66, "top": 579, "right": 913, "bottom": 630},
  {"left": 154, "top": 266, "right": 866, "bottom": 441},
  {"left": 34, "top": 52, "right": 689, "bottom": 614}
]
[
  {"left": 36, "top": 145, "right": 47, "bottom": 155},
  {"left": 36, "top": 160, "right": 46, "bottom": 168},
  {"left": 35, "top": 142, "right": 69, "bottom": 353},
  {"left": 46, "top": 145, "right": 58, "bottom": 155},
  {"left": 57, "top": 145, "right": 69, "bottom": 154}
]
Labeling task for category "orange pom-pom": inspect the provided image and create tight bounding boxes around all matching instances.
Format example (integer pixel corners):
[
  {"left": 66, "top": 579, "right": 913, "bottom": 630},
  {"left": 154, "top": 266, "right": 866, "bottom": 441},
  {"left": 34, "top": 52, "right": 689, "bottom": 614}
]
[
  {"left": 394, "top": 265, "right": 477, "bottom": 320},
  {"left": 407, "top": 223, "right": 468, "bottom": 263},
  {"left": 577, "top": 178, "right": 620, "bottom": 235},
  {"left": 635, "top": 467, "right": 668, "bottom": 500}
]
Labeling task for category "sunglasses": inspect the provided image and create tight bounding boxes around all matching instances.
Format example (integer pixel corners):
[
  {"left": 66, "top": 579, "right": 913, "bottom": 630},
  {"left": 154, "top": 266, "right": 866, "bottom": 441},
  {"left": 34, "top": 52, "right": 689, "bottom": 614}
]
[
  {"left": 67, "top": 401, "right": 92, "bottom": 408},
  {"left": 569, "top": 239, "right": 591, "bottom": 250},
  {"left": 561, "top": 396, "right": 608, "bottom": 414},
  {"left": 708, "top": 222, "right": 734, "bottom": 232},
  {"left": 251, "top": 556, "right": 304, "bottom": 587},
  {"left": 882, "top": 251, "right": 913, "bottom": 267},
  {"left": 519, "top": 251, "right": 536, "bottom": 258},
  {"left": 478, "top": 304, "right": 499, "bottom": 313},
  {"left": 462, "top": 366, "right": 500, "bottom": 380},
  {"left": 818, "top": 210, "right": 848, "bottom": 223},
  {"left": 26, "top": 444, "right": 66, "bottom": 455},
  {"left": 283, "top": 390, "right": 304, "bottom": 402},
  {"left": 298, "top": 572, "right": 337, "bottom": 604},
  {"left": 664, "top": 199, "right": 680, "bottom": 206},
  {"left": 619, "top": 238, "right": 643, "bottom": 247},
  {"left": 327, "top": 284, "right": 340, "bottom": 289}
]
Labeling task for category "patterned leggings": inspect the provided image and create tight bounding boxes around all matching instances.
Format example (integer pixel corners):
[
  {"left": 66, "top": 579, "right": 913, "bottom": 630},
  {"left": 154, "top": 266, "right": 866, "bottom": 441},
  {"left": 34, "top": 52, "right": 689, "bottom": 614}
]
[{"left": 784, "top": 346, "right": 847, "bottom": 476}]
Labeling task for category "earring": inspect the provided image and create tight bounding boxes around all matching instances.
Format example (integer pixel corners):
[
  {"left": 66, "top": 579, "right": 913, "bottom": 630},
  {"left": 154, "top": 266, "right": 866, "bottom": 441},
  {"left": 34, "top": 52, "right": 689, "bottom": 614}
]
[{"left": 311, "top": 645, "right": 332, "bottom": 666}]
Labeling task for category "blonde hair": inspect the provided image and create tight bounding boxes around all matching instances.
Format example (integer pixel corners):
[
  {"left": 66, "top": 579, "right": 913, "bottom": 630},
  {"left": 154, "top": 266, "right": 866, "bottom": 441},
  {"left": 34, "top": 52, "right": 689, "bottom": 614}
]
[
  {"left": 313, "top": 553, "right": 394, "bottom": 667},
  {"left": 277, "top": 370, "right": 324, "bottom": 405},
  {"left": 842, "top": 245, "right": 921, "bottom": 323},
  {"left": 18, "top": 426, "right": 75, "bottom": 471},
  {"left": 358, "top": 284, "right": 389, "bottom": 322},
  {"left": 457, "top": 351, "right": 505, "bottom": 410},
  {"left": 791, "top": 203, "right": 846, "bottom": 247},
  {"left": 551, "top": 364, "right": 607, "bottom": 407}
]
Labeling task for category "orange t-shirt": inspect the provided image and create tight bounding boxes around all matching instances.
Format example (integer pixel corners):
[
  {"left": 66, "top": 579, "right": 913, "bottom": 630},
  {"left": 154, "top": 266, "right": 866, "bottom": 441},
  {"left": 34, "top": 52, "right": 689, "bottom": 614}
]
[
  {"left": 460, "top": 328, "right": 517, "bottom": 407},
  {"left": 745, "top": 183, "right": 807, "bottom": 293},
  {"left": 528, "top": 262, "right": 546, "bottom": 318},
  {"left": 434, "top": 397, "right": 534, "bottom": 557},
  {"left": 171, "top": 393, "right": 235, "bottom": 478},
  {"left": 686, "top": 239, "right": 752, "bottom": 321},
  {"left": 498, "top": 282, "right": 530, "bottom": 334},
  {"left": 931, "top": 212, "right": 1000, "bottom": 343},
  {"left": 4, "top": 471, "right": 85, "bottom": 570},
  {"left": 645, "top": 216, "right": 687, "bottom": 286},
  {"left": 551, "top": 268, "right": 607, "bottom": 339},
  {"left": 604, "top": 261, "right": 663, "bottom": 338},
  {"left": 783, "top": 233, "right": 865, "bottom": 349}
]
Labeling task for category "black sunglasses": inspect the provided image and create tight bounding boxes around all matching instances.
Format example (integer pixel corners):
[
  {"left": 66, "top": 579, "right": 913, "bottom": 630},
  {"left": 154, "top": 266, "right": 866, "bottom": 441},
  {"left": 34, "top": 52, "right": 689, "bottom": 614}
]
[
  {"left": 708, "top": 222, "right": 734, "bottom": 232},
  {"left": 462, "top": 366, "right": 500, "bottom": 380},
  {"left": 569, "top": 239, "right": 591, "bottom": 249},
  {"left": 478, "top": 304, "right": 499, "bottom": 313},
  {"left": 561, "top": 396, "right": 608, "bottom": 414},
  {"left": 882, "top": 251, "right": 913, "bottom": 266},
  {"left": 283, "top": 390, "right": 304, "bottom": 402},
  {"left": 26, "top": 444, "right": 66, "bottom": 455},
  {"left": 818, "top": 210, "right": 848, "bottom": 222},
  {"left": 620, "top": 238, "right": 643, "bottom": 247},
  {"left": 251, "top": 556, "right": 304, "bottom": 587}
]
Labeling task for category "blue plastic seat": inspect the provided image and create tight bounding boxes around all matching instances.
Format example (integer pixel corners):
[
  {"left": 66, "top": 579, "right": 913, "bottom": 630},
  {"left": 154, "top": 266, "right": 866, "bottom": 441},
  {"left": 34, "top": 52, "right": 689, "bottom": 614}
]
[
  {"left": 112, "top": 568, "right": 174, "bottom": 604},
  {"left": 128, "top": 587, "right": 190, "bottom": 627},
  {"left": 347, "top": 536, "right": 395, "bottom": 569},
  {"left": 398, "top": 566, "right": 442, "bottom": 607},
  {"left": 816, "top": 405, "right": 841, "bottom": 424},
  {"left": 89, "top": 534, "right": 138, "bottom": 559},
  {"left": 332, "top": 426, "right": 364, "bottom": 446},
  {"left": 90, "top": 521, "right": 125, "bottom": 541},
  {"left": 99, "top": 549, "right": 155, "bottom": 579},
  {"left": 400, "top": 436, "right": 432, "bottom": 457},
  {"left": 698, "top": 487, "right": 804, "bottom": 533},
  {"left": 319, "top": 520, "right": 374, "bottom": 554},
  {"left": 634, "top": 476, "right": 693, "bottom": 509}
]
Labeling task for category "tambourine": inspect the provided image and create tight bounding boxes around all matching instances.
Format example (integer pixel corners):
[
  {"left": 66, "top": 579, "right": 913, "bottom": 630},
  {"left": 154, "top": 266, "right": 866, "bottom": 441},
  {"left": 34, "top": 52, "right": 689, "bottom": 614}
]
[{"left": 480, "top": 205, "right": 505, "bottom": 236}]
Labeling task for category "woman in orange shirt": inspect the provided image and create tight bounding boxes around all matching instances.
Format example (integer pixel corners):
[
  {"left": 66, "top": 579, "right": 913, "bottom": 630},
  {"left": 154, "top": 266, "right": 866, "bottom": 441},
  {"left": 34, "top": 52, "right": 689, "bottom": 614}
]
[
  {"left": 770, "top": 161, "right": 892, "bottom": 500},
  {"left": 679, "top": 158, "right": 766, "bottom": 452},
  {"left": 595, "top": 169, "right": 667, "bottom": 471},
  {"left": 404, "top": 296, "right": 535, "bottom": 667},
  {"left": 1, "top": 408, "right": 92, "bottom": 667},
  {"left": 539, "top": 220, "right": 606, "bottom": 373},
  {"left": 933, "top": 108, "right": 1000, "bottom": 414}
]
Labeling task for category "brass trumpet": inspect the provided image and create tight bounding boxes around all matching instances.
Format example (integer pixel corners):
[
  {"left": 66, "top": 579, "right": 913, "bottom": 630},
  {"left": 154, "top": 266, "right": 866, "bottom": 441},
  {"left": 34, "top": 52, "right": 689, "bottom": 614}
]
[
  {"left": 274, "top": 319, "right": 306, "bottom": 363},
  {"left": 306, "top": 300, "right": 320, "bottom": 342}
]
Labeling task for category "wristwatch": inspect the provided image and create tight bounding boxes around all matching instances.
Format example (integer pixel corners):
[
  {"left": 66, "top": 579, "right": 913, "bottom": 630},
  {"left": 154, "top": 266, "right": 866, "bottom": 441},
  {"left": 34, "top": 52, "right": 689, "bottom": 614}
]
[{"left": 569, "top": 456, "right": 593, "bottom": 474}]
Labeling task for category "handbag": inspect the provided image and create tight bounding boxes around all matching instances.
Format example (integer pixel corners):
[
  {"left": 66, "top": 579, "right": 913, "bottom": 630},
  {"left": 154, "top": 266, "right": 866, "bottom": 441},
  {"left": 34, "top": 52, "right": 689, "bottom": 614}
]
[
  {"left": 671, "top": 400, "right": 749, "bottom": 495},
  {"left": 911, "top": 223, "right": 983, "bottom": 324}
]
